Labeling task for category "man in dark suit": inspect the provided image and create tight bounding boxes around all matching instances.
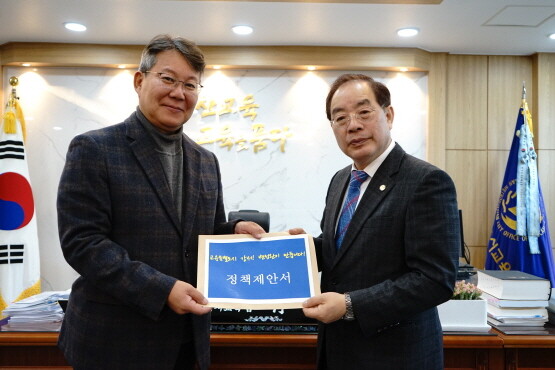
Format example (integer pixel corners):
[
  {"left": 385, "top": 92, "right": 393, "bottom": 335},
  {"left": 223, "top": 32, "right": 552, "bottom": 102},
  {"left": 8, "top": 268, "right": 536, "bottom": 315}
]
[
  {"left": 56, "top": 34, "right": 264, "bottom": 370},
  {"left": 291, "top": 74, "right": 459, "bottom": 369}
]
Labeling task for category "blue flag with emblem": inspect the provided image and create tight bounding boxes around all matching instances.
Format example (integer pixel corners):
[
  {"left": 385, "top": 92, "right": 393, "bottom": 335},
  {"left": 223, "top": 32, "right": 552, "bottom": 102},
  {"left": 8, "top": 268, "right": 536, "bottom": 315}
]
[{"left": 485, "top": 87, "right": 555, "bottom": 287}]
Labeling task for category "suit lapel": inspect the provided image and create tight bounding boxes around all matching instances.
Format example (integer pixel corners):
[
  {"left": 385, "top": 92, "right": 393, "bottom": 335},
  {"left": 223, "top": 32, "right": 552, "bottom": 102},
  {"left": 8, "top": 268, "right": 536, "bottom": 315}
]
[
  {"left": 333, "top": 144, "right": 405, "bottom": 264},
  {"left": 126, "top": 116, "right": 182, "bottom": 235},
  {"left": 180, "top": 135, "right": 201, "bottom": 242},
  {"left": 326, "top": 168, "right": 350, "bottom": 235},
  {"left": 322, "top": 167, "right": 351, "bottom": 261}
]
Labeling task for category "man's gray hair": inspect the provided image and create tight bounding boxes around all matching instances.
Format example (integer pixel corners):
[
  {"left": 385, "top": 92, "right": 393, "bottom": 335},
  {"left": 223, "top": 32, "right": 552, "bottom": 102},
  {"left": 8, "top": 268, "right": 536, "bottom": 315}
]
[{"left": 138, "top": 34, "right": 205, "bottom": 74}]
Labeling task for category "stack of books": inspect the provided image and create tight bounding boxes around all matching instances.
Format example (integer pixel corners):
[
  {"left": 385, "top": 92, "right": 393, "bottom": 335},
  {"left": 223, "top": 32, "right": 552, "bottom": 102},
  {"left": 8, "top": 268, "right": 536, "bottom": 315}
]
[
  {"left": 548, "top": 293, "right": 555, "bottom": 325},
  {"left": 0, "top": 290, "right": 70, "bottom": 332},
  {"left": 477, "top": 270, "right": 551, "bottom": 335}
]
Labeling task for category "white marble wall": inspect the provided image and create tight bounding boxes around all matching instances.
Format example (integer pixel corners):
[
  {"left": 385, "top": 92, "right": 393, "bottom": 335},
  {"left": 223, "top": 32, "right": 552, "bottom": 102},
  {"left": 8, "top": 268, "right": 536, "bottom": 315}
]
[{"left": 3, "top": 66, "right": 427, "bottom": 291}]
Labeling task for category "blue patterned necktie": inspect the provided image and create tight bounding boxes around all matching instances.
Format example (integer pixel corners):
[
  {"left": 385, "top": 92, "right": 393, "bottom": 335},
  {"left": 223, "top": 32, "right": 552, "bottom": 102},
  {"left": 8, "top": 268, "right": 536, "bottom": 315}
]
[{"left": 335, "top": 170, "right": 369, "bottom": 249}]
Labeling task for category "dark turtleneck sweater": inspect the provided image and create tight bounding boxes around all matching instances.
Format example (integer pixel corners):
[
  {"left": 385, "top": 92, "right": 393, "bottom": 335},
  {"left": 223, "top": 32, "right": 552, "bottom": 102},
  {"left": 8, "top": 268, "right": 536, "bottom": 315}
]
[{"left": 136, "top": 108, "right": 184, "bottom": 222}]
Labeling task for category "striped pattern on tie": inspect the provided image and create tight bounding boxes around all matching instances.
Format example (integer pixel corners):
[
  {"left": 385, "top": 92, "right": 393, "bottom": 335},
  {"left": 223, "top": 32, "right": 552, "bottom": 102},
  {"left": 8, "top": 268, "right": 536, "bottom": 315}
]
[{"left": 335, "top": 170, "right": 369, "bottom": 249}]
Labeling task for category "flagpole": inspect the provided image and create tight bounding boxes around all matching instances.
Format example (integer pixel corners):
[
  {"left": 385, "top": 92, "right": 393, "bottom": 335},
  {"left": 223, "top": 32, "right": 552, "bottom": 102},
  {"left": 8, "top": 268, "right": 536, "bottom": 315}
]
[
  {"left": 521, "top": 81, "right": 533, "bottom": 134},
  {"left": 2, "top": 76, "right": 26, "bottom": 142},
  {"left": 5, "top": 76, "right": 20, "bottom": 115}
]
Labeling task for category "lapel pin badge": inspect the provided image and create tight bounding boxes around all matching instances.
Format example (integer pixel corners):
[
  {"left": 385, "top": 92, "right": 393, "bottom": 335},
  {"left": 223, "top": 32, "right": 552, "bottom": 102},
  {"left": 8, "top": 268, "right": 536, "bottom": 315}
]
[{"left": 379, "top": 185, "right": 386, "bottom": 191}]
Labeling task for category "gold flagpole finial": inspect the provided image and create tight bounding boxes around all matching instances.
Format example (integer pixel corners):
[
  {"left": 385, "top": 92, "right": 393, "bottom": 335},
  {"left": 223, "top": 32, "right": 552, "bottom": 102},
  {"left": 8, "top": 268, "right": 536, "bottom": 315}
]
[
  {"left": 520, "top": 80, "right": 534, "bottom": 134},
  {"left": 3, "top": 76, "right": 26, "bottom": 139},
  {"left": 9, "top": 76, "right": 19, "bottom": 87},
  {"left": 6, "top": 76, "right": 19, "bottom": 108}
]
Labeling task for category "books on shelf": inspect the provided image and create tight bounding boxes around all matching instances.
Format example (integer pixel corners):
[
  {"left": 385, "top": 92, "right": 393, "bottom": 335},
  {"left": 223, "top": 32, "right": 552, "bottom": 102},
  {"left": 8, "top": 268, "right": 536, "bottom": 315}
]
[
  {"left": 488, "top": 315, "right": 549, "bottom": 335},
  {"left": 548, "top": 307, "right": 555, "bottom": 325},
  {"left": 490, "top": 325, "right": 551, "bottom": 335},
  {"left": 549, "top": 289, "right": 555, "bottom": 312},
  {"left": 486, "top": 304, "right": 548, "bottom": 320},
  {"left": 481, "top": 291, "right": 548, "bottom": 309},
  {"left": 487, "top": 316, "right": 547, "bottom": 326},
  {"left": 477, "top": 270, "right": 551, "bottom": 301}
]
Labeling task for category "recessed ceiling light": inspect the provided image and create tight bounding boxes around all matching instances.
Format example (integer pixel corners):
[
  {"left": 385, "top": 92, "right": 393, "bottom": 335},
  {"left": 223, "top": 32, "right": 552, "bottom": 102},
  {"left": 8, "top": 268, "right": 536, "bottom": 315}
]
[
  {"left": 21, "top": 63, "right": 31, "bottom": 67},
  {"left": 213, "top": 65, "right": 222, "bottom": 69},
  {"left": 232, "top": 25, "right": 253, "bottom": 35},
  {"left": 307, "top": 66, "right": 316, "bottom": 71},
  {"left": 64, "top": 22, "right": 87, "bottom": 32},
  {"left": 549, "top": 33, "right": 555, "bottom": 40},
  {"left": 399, "top": 67, "right": 409, "bottom": 72},
  {"left": 397, "top": 28, "right": 419, "bottom": 37}
]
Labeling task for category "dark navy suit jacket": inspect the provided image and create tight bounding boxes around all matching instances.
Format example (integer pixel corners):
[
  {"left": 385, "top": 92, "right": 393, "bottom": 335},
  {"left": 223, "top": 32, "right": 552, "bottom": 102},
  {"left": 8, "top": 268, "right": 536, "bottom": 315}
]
[{"left": 315, "top": 143, "right": 459, "bottom": 370}]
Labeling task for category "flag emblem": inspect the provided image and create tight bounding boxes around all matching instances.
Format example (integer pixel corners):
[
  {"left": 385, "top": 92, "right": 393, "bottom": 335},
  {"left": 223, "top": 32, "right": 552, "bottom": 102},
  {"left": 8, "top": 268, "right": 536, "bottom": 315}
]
[
  {"left": 0, "top": 172, "right": 35, "bottom": 230},
  {"left": 0, "top": 139, "right": 25, "bottom": 160},
  {"left": 0, "top": 244, "right": 24, "bottom": 265},
  {"left": 492, "top": 176, "right": 547, "bottom": 243}
]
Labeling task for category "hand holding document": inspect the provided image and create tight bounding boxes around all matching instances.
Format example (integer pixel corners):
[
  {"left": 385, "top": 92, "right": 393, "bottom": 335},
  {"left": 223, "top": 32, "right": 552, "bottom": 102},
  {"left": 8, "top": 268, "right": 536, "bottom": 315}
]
[{"left": 197, "top": 233, "right": 320, "bottom": 310}]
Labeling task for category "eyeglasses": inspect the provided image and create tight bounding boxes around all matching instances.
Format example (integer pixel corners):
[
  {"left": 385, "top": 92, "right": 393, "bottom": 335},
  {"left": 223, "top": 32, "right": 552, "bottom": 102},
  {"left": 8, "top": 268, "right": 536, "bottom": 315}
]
[
  {"left": 144, "top": 71, "right": 203, "bottom": 94},
  {"left": 330, "top": 106, "right": 385, "bottom": 128}
]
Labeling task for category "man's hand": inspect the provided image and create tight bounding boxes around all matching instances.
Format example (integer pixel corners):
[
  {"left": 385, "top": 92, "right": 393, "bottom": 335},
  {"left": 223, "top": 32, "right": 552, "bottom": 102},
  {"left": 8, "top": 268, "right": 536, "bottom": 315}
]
[
  {"left": 302, "top": 292, "right": 346, "bottom": 323},
  {"left": 235, "top": 221, "right": 265, "bottom": 239},
  {"left": 288, "top": 228, "right": 306, "bottom": 235},
  {"left": 167, "top": 280, "right": 212, "bottom": 315}
]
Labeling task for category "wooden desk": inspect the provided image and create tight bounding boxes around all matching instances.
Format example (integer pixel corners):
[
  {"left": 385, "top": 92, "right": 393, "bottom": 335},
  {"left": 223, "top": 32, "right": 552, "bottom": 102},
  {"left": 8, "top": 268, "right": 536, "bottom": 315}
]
[
  {"left": 208, "top": 332, "right": 505, "bottom": 370},
  {"left": 0, "top": 331, "right": 554, "bottom": 369},
  {"left": 443, "top": 332, "right": 504, "bottom": 370},
  {"left": 497, "top": 332, "right": 555, "bottom": 370},
  {"left": 210, "top": 333, "right": 316, "bottom": 369},
  {"left": 0, "top": 332, "right": 68, "bottom": 368}
]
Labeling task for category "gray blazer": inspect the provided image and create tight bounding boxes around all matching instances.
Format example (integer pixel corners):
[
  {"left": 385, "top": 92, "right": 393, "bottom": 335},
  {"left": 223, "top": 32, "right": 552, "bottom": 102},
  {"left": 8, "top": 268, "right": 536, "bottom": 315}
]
[
  {"left": 57, "top": 112, "right": 234, "bottom": 370},
  {"left": 316, "top": 143, "right": 459, "bottom": 370}
]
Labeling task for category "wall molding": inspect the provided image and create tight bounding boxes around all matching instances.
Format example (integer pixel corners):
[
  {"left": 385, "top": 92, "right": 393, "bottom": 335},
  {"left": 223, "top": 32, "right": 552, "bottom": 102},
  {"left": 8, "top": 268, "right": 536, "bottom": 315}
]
[{"left": 0, "top": 43, "right": 432, "bottom": 71}]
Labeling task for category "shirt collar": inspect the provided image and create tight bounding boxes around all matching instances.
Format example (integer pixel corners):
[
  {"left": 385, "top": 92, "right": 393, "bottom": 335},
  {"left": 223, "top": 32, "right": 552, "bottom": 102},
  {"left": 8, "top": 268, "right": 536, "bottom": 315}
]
[{"left": 351, "top": 140, "right": 396, "bottom": 178}]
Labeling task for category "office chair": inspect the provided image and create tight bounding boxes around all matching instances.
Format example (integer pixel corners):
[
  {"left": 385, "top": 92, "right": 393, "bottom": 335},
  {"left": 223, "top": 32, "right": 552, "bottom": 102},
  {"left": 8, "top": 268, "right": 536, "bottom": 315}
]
[{"left": 228, "top": 209, "right": 270, "bottom": 232}]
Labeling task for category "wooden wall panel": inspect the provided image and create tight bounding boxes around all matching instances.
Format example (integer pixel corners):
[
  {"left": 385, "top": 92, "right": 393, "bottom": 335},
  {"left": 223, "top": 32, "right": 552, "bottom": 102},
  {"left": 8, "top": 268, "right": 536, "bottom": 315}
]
[
  {"left": 446, "top": 150, "right": 488, "bottom": 248},
  {"left": 535, "top": 53, "right": 555, "bottom": 151},
  {"left": 446, "top": 55, "right": 488, "bottom": 150},
  {"left": 427, "top": 53, "right": 447, "bottom": 169},
  {"left": 487, "top": 56, "right": 533, "bottom": 151},
  {"left": 534, "top": 54, "right": 555, "bottom": 259},
  {"left": 469, "top": 246, "right": 487, "bottom": 270}
]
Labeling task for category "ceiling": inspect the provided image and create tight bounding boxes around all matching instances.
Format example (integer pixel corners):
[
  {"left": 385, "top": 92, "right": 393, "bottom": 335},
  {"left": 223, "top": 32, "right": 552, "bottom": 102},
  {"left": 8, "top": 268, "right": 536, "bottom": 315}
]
[{"left": 0, "top": 0, "right": 554, "bottom": 56}]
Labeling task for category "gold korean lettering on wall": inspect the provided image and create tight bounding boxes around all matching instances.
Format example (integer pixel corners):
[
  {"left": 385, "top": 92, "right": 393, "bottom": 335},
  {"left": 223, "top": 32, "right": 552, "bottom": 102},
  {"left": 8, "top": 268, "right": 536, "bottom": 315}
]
[{"left": 194, "top": 94, "right": 293, "bottom": 153}]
